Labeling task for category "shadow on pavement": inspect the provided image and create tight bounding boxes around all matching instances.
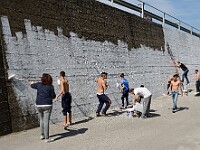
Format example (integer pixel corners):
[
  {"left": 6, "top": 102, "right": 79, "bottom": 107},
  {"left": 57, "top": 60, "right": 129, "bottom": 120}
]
[
  {"left": 51, "top": 128, "right": 88, "bottom": 141},
  {"left": 147, "top": 113, "right": 161, "bottom": 118},
  {"left": 107, "top": 110, "right": 124, "bottom": 117},
  {"left": 71, "top": 116, "right": 94, "bottom": 126},
  {"left": 149, "top": 109, "right": 157, "bottom": 112},
  {"left": 175, "top": 107, "right": 189, "bottom": 112},
  {"left": 107, "top": 109, "right": 159, "bottom": 118}
]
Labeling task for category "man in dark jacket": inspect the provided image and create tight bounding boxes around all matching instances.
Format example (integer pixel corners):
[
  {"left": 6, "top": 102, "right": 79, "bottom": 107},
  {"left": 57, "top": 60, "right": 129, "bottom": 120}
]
[{"left": 177, "top": 61, "right": 189, "bottom": 84}]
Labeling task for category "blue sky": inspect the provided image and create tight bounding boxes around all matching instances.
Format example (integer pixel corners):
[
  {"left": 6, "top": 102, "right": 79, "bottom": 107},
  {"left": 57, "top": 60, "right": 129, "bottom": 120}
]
[
  {"left": 138, "top": 0, "right": 200, "bottom": 30},
  {"left": 98, "top": 0, "right": 200, "bottom": 32}
]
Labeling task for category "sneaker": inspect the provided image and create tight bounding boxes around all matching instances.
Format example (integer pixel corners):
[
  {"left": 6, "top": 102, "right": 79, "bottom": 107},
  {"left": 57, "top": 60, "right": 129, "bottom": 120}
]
[
  {"left": 172, "top": 109, "right": 176, "bottom": 113},
  {"left": 194, "top": 92, "right": 199, "bottom": 95},
  {"left": 102, "top": 112, "right": 108, "bottom": 116},
  {"left": 133, "top": 112, "right": 138, "bottom": 117},
  {"left": 45, "top": 138, "right": 54, "bottom": 143},
  {"left": 40, "top": 135, "right": 45, "bottom": 140},
  {"left": 140, "top": 115, "right": 147, "bottom": 119},
  {"left": 96, "top": 113, "right": 101, "bottom": 117},
  {"left": 146, "top": 114, "right": 152, "bottom": 117},
  {"left": 137, "top": 112, "right": 142, "bottom": 118},
  {"left": 120, "top": 106, "right": 125, "bottom": 109}
]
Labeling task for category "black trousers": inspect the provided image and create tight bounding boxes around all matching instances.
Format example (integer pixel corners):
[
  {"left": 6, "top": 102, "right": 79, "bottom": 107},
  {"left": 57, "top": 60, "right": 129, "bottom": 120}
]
[
  {"left": 121, "top": 90, "right": 129, "bottom": 106},
  {"left": 196, "top": 80, "right": 200, "bottom": 93}
]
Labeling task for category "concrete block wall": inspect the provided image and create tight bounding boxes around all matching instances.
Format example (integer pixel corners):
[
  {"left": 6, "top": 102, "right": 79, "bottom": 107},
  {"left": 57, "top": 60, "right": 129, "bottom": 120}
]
[
  {"left": 0, "top": 22, "right": 12, "bottom": 136},
  {"left": 0, "top": 0, "right": 199, "bottom": 134},
  {"left": 163, "top": 27, "right": 200, "bottom": 76}
]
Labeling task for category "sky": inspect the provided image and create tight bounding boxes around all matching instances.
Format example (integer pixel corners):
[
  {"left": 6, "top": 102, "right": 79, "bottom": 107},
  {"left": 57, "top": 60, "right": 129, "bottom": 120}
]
[
  {"left": 98, "top": 0, "right": 200, "bottom": 32},
  {"left": 137, "top": 0, "right": 200, "bottom": 30}
]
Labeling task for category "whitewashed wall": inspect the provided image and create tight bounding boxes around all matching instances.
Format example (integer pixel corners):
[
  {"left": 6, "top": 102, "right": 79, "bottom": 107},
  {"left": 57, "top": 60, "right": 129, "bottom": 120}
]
[{"left": 1, "top": 16, "right": 199, "bottom": 123}]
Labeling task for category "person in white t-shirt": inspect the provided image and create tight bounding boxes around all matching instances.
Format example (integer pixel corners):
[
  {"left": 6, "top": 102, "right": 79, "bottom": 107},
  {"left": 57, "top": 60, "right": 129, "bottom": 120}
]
[{"left": 129, "top": 85, "right": 152, "bottom": 118}]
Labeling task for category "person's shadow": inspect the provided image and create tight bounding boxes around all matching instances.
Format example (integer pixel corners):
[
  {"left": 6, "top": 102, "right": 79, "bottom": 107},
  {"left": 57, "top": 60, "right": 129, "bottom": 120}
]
[
  {"left": 107, "top": 110, "right": 124, "bottom": 117},
  {"left": 71, "top": 116, "right": 94, "bottom": 125},
  {"left": 175, "top": 107, "right": 189, "bottom": 112},
  {"left": 51, "top": 128, "right": 88, "bottom": 141}
]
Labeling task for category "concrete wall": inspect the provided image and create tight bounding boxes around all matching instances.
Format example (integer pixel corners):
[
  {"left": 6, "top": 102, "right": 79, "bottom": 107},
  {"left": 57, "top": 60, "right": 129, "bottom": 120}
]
[
  {"left": 0, "top": 22, "right": 12, "bottom": 136},
  {"left": 0, "top": 0, "right": 199, "bottom": 134},
  {"left": 163, "top": 28, "right": 200, "bottom": 71}
]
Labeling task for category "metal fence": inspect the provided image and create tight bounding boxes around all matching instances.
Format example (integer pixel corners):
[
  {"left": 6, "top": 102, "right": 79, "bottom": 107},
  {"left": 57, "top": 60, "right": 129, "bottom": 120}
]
[{"left": 98, "top": 0, "right": 200, "bottom": 38}]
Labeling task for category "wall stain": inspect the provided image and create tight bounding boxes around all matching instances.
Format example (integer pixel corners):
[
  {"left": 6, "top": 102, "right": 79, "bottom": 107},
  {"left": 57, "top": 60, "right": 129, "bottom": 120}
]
[{"left": 0, "top": 0, "right": 165, "bottom": 51}]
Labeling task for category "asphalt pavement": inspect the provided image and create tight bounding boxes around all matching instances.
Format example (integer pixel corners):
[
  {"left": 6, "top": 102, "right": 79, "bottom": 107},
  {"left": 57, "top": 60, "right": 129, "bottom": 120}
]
[{"left": 0, "top": 90, "right": 200, "bottom": 150}]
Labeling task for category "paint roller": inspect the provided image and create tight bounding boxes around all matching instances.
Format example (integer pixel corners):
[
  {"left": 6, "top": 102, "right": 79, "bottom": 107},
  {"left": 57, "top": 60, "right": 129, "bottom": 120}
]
[
  {"left": 8, "top": 74, "right": 16, "bottom": 80},
  {"left": 8, "top": 74, "right": 27, "bottom": 81},
  {"left": 8, "top": 74, "right": 36, "bottom": 82}
]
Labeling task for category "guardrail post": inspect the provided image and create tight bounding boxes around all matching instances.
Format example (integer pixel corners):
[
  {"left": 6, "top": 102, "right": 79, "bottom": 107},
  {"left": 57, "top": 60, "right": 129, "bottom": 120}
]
[
  {"left": 199, "top": 31, "right": 200, "bottom": 39},
  {"left": 190, "top": 27, "right": 193, "bottom": 35},
  {"left": 178, "top": 20, "right": 181, "bottom": 30},
  {"left": 162, "top": 13, "right": 165, "bottom": 26},
  {"left": 141, "top": 2, "right": 144, "bottom": 18},
  {"left": 98, "top": 0, "right": 199, "bottom": 39}
]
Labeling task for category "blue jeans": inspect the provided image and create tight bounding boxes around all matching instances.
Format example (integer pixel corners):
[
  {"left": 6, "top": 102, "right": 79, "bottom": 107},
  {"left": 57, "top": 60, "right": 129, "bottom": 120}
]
[
  {"left": 37, "top": 106, "right": 52, "bottom": 139},
  {"left": 171, "top": 92, "right": 178, "bottom": 110},
  {"left": 181, "top": 69, "right": 189, "bottom": 84}
]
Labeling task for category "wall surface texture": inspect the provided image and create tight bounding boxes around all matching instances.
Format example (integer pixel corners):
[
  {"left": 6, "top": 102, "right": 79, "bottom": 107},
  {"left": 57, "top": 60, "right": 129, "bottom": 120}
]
[
  {"left": 163, "top": 28, "right": 200, "bottom": 71},
  {"left": 0, "top": 0, "right": 199, "bottom": 135},
  {"left": 0, "top": 22, "right": 12, "bottom": 136}
]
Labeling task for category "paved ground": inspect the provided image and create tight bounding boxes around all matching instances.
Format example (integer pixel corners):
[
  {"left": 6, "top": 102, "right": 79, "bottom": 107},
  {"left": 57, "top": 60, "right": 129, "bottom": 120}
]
[{"left": 1, "top": 91, "right": 200, "bottom": 150}]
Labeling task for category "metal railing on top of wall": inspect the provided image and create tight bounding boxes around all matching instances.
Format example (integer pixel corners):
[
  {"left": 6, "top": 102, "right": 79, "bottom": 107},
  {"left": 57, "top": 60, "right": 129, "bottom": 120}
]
[{"left": 98, "top": 0, "right": 200, "bottom": 38}]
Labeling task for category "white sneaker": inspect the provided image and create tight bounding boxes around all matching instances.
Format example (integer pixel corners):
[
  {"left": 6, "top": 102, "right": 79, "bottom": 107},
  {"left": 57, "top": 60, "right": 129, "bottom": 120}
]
[
  {"left": 40, "top": 135, "right": 45, "bottom": 140},
  {"left": 45, "top": 138, "right": 54, "bottom": 143},
  {"left": 194, "top": 92, "right": 199, "bottom": 95}
]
